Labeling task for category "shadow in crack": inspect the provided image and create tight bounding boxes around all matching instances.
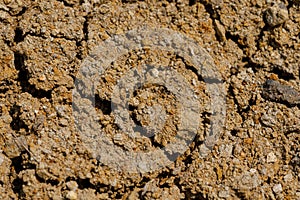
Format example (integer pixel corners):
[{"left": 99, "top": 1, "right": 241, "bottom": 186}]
[{"left": 13, "top": 52, "right": 52, "bottom": 99}]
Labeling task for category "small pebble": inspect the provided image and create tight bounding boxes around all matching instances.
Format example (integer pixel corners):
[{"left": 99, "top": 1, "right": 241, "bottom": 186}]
[
  {"left": 39, "top": 74, "right": 46, "bottom": 81},
  {"left": 59, "top": 118, "right": 68, "bottom": 127},
  {"left": 150, "top": 68, "right": 159, "bottom": 78},
  {"left": 41, "top": 27, "right": 46, "bottom": 33},
  {"left": 272, "top": 183, "right": 282, "bottom": 193},
  {"left": 283, "top": 173, "right": 293, "bottom": 182},
  {"left": 66, "top": 181, "right": 78, "bottom": 190},
  {"left": 267, "top": 152, "right": 277, "bottom": 163},
  {"left": 214, "top": 19, "right": 226, "bottom": 42},
  {"left": 264, "top": 3, "right": 289, "bottom": 27},
  {"left": 262, "top": 79, "right": 300, "bottom": 106},
  {"left": 66, "top": 191, "right": 77, "bottom": 200}
]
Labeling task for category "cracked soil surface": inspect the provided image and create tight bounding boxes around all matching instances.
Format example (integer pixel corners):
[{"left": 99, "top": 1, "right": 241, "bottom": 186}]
[{"left": 0, "top": 0, "right": 299, "bottom": 199}]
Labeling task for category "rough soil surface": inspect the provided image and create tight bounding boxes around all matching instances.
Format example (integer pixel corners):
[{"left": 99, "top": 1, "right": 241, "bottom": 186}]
[{"left": 0, "top": 0, "right": 299, "bottom": 199}]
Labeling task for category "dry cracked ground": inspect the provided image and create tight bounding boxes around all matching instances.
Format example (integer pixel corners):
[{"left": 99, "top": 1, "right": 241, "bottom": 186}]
[{"left": 0, "top": 0, "right": 300, "bottom": 199}]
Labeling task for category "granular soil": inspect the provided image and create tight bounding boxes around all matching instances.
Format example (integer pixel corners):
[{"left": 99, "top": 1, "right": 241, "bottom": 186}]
[{"left": 0, "top": 0, "right": 299, "bottom": 199}]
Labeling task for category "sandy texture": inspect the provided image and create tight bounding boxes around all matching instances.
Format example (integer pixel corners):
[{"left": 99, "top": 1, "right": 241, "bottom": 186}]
[{"left": 0, "top": 0, "right": 299, "bottom": 199}]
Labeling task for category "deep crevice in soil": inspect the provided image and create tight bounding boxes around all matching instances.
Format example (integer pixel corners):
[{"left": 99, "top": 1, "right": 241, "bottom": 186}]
[
  {"left": 0, "top": 88, "right": 9, "bottom": 96},
  {"left": 35, "top": 175, "right": 60, "bottom": 186},
  {"left": 77, "top": 178, "right": 96, "bottom": 190},
  {"left": 10, "top": 154, "right": 36, "bottom": 173},
  {"left": 199, "top": 0, "right": 220, "bottom": 20},
  {"left": 271, "top": 65, "right": 296, "bottom": 80},
  {"left": 95, "top": 94, "right": 112, "bottom": 115},
  {"left": 9, "top": 105, "right": 29, "bottom": 132},
  {"left": 14, "top": 7, "right": 27, "bottom": 17},
  {"left": 11, "top": 156, "right": 24, "bottom": 174},
  {"left": 83, "top": 16, "right": 89, "bottom": 42},
  {"left": 189, "top": 0, "right": 197, "bottom": 6},
  {"left": 14, "top": 27, "right": 25, "bottom": 43},
  {"left": 12, "top": 177, "right": 25, "bottom": 198},
  {"left": 13, "top": 52, "right": 52, "bottom": 99},
  {"left": 225, "top": 32, "right": 247, "bottom": 51},
  {"left": 242, "top": 58, "right": 261, "bottom": 73}
]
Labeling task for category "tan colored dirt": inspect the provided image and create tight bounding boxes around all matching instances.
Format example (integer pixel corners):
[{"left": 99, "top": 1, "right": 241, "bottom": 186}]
[{"left": 0, "top": 0, "right": 299, "bottom": 199}]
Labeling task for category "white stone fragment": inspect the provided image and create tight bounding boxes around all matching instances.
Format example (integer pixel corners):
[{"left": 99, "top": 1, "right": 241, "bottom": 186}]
[
  {"left": 267, "top": 152, "right": 277, "bottom": 163},
  {"left": 272, "top": 184, "right": 282, "bottom": 193},
  {"left": 66, "top": 191, "right": 77, "bottom": 200},
  {"left": 283, "top": 173, "right": 293, "bottom": 182}
]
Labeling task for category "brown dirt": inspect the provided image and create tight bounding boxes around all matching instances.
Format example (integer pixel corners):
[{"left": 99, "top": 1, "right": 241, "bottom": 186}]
[{"left": 0, "top": 0, "right": 299, "bottom": 199}]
